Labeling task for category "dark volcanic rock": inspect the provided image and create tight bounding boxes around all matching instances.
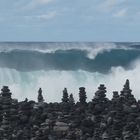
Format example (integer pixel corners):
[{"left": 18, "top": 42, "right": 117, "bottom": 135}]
[
  {"left": 38, "top": 88, "right": 44, "bottom": 103},
  {"left": 0, "top": 79, "right": 139, "bottom": 139},
  {"left": 79, "top": 87, "right": 87, "bottom": 104},
  {"left": 62, "top": 88, "right": 69, "bottom": 103}
]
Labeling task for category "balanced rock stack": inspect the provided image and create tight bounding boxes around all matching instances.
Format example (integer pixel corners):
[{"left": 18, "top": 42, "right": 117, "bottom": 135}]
[
  {"left": 121, "top": 79, "right": 132, "bottom": 97},
  {"left": 0, "top": 86, "right": 12, "bottom": 112},
  {"left": 0, "top": 86, "right": 13, "bottom": 139},
  {"left": 38, "top": 88, "right": 44, "bottom": 103},
  {"left": 94, "top": 84, "right": 107, "bottom": 100},
  {"left": 62, "top": 88, "right": 69, "bottom": 103},
  {"left": 79, "top": 87, "right": 87, "bottom": 104},
  {"left": 0, "top": 80, "right": 139, "bottom": 139},
  {"left": 91, "top": 84, "right": 109, "bottom": 115},
  {"left": 112, "top": 91, "right": 119, "bottom": 100}
]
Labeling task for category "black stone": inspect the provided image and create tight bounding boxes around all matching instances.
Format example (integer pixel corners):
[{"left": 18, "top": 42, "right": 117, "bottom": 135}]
[
  {"left": 38, "top": 88, "right": 44, "bottom": 103},
  {"left": 0, "top": 80, "right": 139, "bottom": 139},
  {"left": 79, "top": 87, "right": 87, "bottom": 103}
]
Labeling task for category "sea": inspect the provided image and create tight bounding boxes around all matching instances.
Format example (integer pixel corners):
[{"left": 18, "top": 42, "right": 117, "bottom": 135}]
[{"left": 0, "top": 42, "right": 140, "bottom": 102}]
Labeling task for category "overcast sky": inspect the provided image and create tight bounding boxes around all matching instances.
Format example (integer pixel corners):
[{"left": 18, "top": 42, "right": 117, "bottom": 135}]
[{"left": 0, "top": 0, "right": 140, "bottom": 42}]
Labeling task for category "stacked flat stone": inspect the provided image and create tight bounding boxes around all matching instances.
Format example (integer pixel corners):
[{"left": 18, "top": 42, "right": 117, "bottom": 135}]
[
  {"left": 92, "top": 84, "right": 109, "bottom": 115},
  {"left": 112, "top": 91, "right": 119, "bottom": 100},
  {"left": 1, "top": 86, "right": 12, "bottom": 112},
  {"left": 0, "top": 86, "right": 12, "bottom": 139},
  {"left": 120, "top": 79, "right": 132, "bottom": 99},
  {"left": 79, "top": 87, "right": 87, "bottom": 104},
  {"left": 62, "top": 88, "right": 69, "bottom": 103},
  {"left": 94, "top": 84, "right": 107, "bottom": 100},
  {"left": 121, "top": 79, "right": 137, "bottom": 108},
  {"left": 69, "top": 94, "right": 75, "bottom": 104},
  {"left": 38, "top": 88, "right": 44, "bottom": 103},
  {"left": 0, "top": 80, "right": 139, "bottom": 139}
]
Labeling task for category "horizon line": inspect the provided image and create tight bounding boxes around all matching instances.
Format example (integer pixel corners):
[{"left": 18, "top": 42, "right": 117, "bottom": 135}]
[{"left": 0, "top": 41, "right": 139, "bottom": 43}]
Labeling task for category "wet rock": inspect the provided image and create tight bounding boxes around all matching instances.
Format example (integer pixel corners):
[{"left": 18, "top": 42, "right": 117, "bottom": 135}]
[{"left": 53, "top": 121, "right": 69, "bottom": 132}]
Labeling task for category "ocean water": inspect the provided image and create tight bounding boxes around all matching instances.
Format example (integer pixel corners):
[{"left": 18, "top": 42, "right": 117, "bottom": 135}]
[{"left": 0, "top": 42, "right": 140, "bottom": 102}]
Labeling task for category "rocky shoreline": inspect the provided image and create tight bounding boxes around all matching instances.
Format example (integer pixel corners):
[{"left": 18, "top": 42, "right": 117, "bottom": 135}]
[{"left": 0, "top": 79, "right": 140, "bottom": 140}]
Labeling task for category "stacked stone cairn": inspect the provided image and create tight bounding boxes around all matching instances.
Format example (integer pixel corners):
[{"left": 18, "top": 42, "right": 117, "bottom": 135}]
[
  {"left": 0, "top": 80, "right": 140, "bottom": 139},
  {"left": 38, "top": 88, "right": 44, "bottom": 103}
]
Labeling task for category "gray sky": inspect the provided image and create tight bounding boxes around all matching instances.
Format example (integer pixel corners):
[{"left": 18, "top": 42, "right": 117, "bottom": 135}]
[{"left": 0, "top": 0, "right": 140, "bottom": 42}]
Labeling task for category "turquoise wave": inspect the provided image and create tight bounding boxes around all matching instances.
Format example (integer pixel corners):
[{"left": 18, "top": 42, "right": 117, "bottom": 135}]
[{"left": 0, "top": 48, "right": 139, "bottom": 73}]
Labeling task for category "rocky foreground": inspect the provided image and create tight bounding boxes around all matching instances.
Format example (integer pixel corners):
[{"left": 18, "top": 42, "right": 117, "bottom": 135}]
[{"left": 0, "top": 80, "right": 140, "bottom": 140}]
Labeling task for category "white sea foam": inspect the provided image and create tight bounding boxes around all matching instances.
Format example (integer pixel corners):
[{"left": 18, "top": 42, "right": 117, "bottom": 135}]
[{"left": 0, "top": 58, "right": 139, "bottom": 102}]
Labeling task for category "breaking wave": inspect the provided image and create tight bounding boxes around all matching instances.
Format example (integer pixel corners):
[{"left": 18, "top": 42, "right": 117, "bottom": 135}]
[
  {"left": 0, "top": 42, "right": 140, "bottom": 102},
  {"left": 0, "top": 43, "right": 139, "bottom": 73},
  {"left": 0, "top": 59, "right": 140, "bottom": 102}
]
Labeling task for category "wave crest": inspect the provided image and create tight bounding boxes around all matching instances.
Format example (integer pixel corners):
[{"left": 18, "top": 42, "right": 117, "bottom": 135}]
[{"left": 0, "top": 47, "right": 139, "bottom": 73}]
